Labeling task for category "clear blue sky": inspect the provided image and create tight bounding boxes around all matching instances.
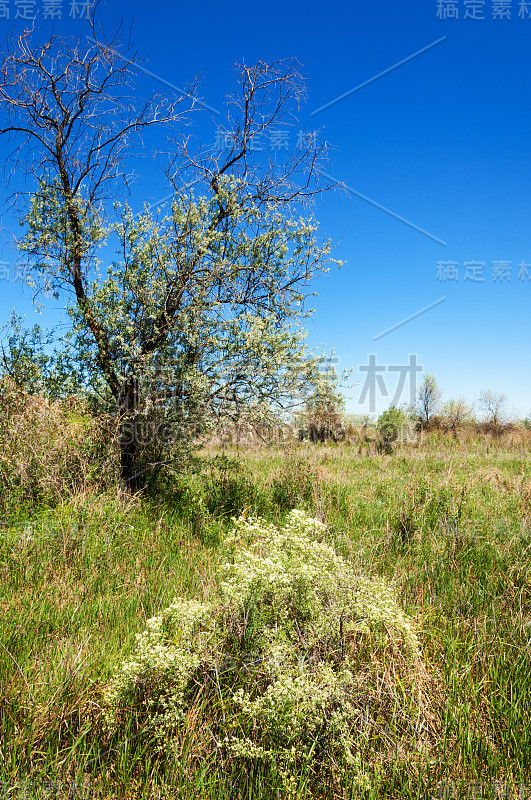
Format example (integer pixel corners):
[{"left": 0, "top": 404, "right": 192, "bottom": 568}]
[{"left": 1, "top": 0, "right": 530, "bottom": 417}]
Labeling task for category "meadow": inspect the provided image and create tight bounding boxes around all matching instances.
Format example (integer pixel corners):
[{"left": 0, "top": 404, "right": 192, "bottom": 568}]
[{"left": 1, "top": 403, "right": 530, "bottom": 799}]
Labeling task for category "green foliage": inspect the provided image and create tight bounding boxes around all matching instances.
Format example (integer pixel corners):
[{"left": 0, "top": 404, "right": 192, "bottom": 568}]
[
  {"left": 270, "top": 458, "right": 315, "bottom": 511},
  {"left": 0, "top": 312, "right": 83, "bottom": 399},
  {"left": 19, "top": 176, "right": 106, "bottom": 290},
  {"left": 18, "top": 177, "right": 336, "bottom": 488},
  {"left": 296, "top": 374, "right": 345, "bottom": 443},
  {"left": 416, "top": 374, "right": 442, "bottom": 427},
  {"left": 161, "top": 455, "right": 316, "bottom": 535},
  {"left": 201, "top": 457, "right": 259, "bottom": 522},
  {"left": 376, "top": 405, "right": 409, "bottom": 454},
  {"left": 441, "top": 397, "right": 474, "bottom": 437},
  {"left": 4, "top": 42, "right": 340, "bottom": 490}
]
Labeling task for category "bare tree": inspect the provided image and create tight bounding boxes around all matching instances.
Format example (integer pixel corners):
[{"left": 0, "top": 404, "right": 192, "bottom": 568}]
[{"left": 478, "top": 390, "right": 507, "bottom": 426}]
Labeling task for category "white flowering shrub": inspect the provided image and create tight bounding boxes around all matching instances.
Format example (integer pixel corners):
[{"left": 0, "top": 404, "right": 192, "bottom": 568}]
[{"left": 104, "top": 511, "right": 425, "bottom": 794}]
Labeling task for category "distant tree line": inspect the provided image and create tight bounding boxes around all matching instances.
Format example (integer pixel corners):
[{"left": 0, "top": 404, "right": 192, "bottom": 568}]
[{"left": 293, "top": 372, "right": 529, "bottom": 448}]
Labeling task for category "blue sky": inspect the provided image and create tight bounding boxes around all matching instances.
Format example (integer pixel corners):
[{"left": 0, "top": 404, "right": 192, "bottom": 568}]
[{"left": 0, "top": 0, "right": 530, "bottom": 417}]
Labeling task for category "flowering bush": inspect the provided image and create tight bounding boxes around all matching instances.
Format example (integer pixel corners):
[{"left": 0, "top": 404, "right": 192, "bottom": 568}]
[{"left": 104, "top": 510, "right": 425, "bottom": 794}]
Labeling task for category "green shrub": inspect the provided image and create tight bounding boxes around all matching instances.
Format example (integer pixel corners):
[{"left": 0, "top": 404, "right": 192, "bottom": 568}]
[
  {"left": 376, "top": 406, "right": 410, "bottom": 454},
  {"left": 105, "top": 510, "right": 425, "bottom": 795}
]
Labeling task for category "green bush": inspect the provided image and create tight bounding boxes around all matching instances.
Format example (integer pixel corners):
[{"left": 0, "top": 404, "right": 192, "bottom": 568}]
[
  {"left": 376, "top": 406, "right": 410, "bottom": 454},
  {"left": 105, "top": 510, "right": 425, "bottom": 795}
]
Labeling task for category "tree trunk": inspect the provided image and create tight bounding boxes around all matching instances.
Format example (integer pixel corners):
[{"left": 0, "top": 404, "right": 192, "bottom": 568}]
[
  {"left": 118, "top": 379, "right": 143, "bottom": 492},
  {"left": 119, "top": 427, "right": 141, "bottom": 491}
]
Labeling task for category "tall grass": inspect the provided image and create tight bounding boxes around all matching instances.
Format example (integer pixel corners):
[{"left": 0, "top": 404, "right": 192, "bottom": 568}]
[{"left": 0, "top": 408, "right": 530, "bottom": 798}]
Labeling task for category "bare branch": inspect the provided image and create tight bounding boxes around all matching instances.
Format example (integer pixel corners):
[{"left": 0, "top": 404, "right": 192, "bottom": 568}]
[
  {"left": 0, "top": 22, "right": 194, "bottom": 398},
  {"left": 168, "top": 58, "right": 333, "bottom": 209}
]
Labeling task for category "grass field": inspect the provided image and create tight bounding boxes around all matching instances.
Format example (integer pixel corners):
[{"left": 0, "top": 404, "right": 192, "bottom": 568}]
[{"left": 1, "top": 430, "right": 530, "bottom": 799}]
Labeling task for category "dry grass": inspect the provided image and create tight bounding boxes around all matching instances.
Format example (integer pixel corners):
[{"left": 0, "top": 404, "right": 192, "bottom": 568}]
[{"left": 0, "top": 383, "right": 118, "bottom": 514}]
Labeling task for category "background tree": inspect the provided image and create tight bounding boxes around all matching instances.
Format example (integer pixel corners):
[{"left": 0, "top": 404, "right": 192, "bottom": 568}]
[
  {"left": 297, "top": 374, "right": 345, "bottom": 443},
  {"left": 415, "top": 374, "right": 442, "bottom": 428},
  {"left": 0, "top": 26, "right": 334, "bottom": 489},
  {"left": 478, "top": 390, "right": 508, "bottom": 427},
  {"left": 441, "top": 397, "right": 473, "bottom": 438},
  {"left": 376, "top": 405, "right": 409, "bottom": 454}
]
